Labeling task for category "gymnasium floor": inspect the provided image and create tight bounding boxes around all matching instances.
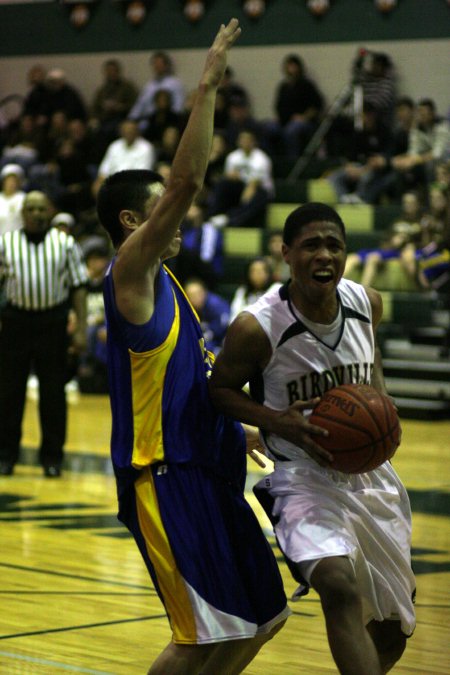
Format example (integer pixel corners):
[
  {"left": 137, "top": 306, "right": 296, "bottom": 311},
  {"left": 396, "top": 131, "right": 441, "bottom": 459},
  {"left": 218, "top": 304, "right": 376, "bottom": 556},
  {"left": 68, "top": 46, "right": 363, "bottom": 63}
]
[{"left": 0, "top": 393, "right": 449, "bottom": 674}]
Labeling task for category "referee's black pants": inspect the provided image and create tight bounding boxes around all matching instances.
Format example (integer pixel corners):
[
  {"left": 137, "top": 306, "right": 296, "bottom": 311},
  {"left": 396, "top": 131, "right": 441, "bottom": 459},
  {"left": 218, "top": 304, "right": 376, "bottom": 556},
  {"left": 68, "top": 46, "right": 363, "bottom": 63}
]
[{"left": 0, "top": 305, "right": 69, "bottom": 469}]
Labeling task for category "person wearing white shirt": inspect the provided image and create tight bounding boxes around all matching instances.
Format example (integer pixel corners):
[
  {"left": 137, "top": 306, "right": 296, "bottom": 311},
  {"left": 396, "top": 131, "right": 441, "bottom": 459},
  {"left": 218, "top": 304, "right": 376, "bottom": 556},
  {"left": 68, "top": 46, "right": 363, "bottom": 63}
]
[
  {"left": 230, "top": 257, "right": 281, "bottom": 321},
  {"left": 208, "top": 130, "right": 274, "bottom": 228},
  {"left": 0, "top": 164, "right": 26, "bottom": 235},
  {"left": 391, "top": 99, "right": 450, "bottom": 190},
  {"left": 93, "top": 120, "right": 156, "bottom": 195}
]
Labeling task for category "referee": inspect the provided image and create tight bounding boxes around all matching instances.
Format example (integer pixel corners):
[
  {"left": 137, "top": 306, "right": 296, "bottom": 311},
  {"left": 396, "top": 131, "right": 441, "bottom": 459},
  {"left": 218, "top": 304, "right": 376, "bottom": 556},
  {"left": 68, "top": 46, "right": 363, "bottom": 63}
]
[{"left": 0, "top": 191, "right": 88, "bottom": 477}]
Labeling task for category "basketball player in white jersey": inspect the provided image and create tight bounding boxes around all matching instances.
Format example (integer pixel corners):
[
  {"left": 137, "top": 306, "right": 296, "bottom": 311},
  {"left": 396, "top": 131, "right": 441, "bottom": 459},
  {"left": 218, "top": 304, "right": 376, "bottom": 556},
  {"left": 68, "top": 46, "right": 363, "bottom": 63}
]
[{"left": 210, "top": 202, "right": 416, "bottom": 674}]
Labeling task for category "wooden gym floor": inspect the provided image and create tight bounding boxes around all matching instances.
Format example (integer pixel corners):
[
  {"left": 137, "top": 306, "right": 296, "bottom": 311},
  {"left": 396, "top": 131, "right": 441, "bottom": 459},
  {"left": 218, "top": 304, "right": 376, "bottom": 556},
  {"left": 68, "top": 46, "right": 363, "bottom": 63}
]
[{"left": 0, "top": 393, "right": 449, "bottom": 674}]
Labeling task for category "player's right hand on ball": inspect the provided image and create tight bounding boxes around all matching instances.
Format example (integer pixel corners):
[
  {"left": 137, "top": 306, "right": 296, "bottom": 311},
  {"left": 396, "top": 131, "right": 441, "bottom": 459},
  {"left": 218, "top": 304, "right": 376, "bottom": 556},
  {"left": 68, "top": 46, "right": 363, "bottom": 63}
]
[{"left": 275, "top": 399, "right": 334, "bottom": 466}]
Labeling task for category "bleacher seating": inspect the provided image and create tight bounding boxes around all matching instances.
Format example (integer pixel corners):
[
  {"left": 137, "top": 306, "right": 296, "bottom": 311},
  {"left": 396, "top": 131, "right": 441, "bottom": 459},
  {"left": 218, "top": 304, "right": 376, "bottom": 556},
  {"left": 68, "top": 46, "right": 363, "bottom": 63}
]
[
  {"left": 223, "top": 227, "right": 262, "bottom": 256},
  {"left": 223, "top": 200, "right": 420, "bottom": 293},
  {"left": 219, "top": 228, "right": 263, "bottom": 301}
]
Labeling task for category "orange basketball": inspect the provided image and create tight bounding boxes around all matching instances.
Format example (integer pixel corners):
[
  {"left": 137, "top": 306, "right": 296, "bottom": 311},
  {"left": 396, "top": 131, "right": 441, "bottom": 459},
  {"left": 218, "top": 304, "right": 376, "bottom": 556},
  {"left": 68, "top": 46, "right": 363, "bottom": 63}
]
[{"left": 309, "top": 384, "right": 400, "bottom": 473}]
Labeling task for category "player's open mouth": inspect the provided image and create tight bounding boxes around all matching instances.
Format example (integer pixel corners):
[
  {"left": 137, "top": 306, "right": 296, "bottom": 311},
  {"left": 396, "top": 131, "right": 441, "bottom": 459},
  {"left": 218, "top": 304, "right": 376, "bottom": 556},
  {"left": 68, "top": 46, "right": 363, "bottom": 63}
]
[{"left": 312, "top": 270, "right": 333, "bottom": 283}]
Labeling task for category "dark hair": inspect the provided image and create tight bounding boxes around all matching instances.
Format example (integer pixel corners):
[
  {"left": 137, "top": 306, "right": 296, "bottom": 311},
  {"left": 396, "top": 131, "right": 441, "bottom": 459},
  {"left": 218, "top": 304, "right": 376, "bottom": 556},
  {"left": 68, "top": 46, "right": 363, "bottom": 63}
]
[
  {"left": 373, "top": 53, "right": 391, "bottom": 70},
  {"left": 244, "top": 256, "right": 273, "bottom": 294},
  {"left": 396, "top": 96, "right": 415, "bottom": 110},
  {"left": 105, "top": 59, "right": 120, "bottom": 69},
  {"left": 283, "top": 203, "right": 346, "bottom": 246},
  {"left": 284, "top": 54, "right": 303, "bottom": 69},
  {"left": 151, "top": 51, "right": 172, "bottom": 71},
  {"left": 418, "top": 98, "right": 436, "bottom": 112},
  {"left": 96, "top": 169, "right": 163, "bottom": 247}
]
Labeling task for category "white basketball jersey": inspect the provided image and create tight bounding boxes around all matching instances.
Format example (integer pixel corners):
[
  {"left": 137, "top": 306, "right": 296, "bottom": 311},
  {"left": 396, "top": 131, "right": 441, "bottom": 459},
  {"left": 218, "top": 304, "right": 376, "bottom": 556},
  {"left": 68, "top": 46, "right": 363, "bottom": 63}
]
[{"left": 246, "top": 277, "right": 375, "bottom": 462}]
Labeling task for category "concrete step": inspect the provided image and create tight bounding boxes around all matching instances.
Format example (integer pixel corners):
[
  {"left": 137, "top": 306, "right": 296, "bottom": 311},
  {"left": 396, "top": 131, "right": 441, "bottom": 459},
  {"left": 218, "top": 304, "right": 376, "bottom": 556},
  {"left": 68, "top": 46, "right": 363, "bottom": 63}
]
[
  {"left": 383, "top": 339, "right": 443, "bottom": 362},
  {"left": 393, "top": 396, "right": 450, "bottom": 420},
  {"left": 431, "top": 309, "right": 450, "bottom": 327},
  {"left": 383, "top": 358, "right": 450, "bottom": 381},
  {"left": 385, "top": 377, "right": 450, "bottom": 400},
  {"left": 410, "top": 326, "right": 448, "bottom": 346}
]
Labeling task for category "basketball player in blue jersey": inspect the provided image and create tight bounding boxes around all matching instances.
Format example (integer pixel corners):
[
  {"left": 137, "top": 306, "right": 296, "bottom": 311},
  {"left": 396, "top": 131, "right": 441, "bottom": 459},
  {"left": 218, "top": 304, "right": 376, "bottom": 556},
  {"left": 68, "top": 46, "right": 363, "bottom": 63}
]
[
  {"left": 96, "top": 19, "right": 289, "bottom": 675},
  {"left": 210, "top": 202, "right": 416, "bottom": 674}
]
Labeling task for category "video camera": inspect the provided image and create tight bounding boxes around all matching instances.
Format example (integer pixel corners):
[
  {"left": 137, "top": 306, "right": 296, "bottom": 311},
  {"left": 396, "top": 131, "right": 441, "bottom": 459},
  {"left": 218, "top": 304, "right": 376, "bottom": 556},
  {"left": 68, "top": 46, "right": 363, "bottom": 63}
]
[{"left": 353, "top": 48, "right": 392, "bottom": 80}]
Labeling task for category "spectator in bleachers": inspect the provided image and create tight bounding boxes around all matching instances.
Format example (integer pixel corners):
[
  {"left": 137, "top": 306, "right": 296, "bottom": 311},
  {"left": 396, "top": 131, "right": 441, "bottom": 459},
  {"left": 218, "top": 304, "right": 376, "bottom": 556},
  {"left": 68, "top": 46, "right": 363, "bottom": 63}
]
[
  {"left": 214, "top": 66, "right": 251, "bottom": 134},
  {"left": 0, "top": 164, "right": 26, "bottom": 234},
  {"left": 77, "top": 235, "right": 111, "bottom": 394},
  {"left": 353, "top": 51, "right": 396, "bottom": 127},
  {"left": 224, "top": 99, "right": 262, "bottom": 150},
  {"left": 218, "top": 66, "right": 250, "bottom": 111},
  {"left": 22, "top": 65, "right": 48, "bottom": 125},
  {"left": 154, "top": 160, "right": 171, "bottom": 186},
  {"left": 50, "top": 134, "right": 94, "bottom": 215},
  {"left": 128, "top": 51, "right": 185, "bottom": 132},
  {"left": 38, "top": 69, "right": 88, "bottom": 127},
  {"left": 36, "top": 110, "right": 69, "bottom": 164},
  {"left": 213, "top": 88, "right": 230, "bottom": 132},
  {"left": 391, "top": 97, "right": 416, "bottom": 156},
  {"left": 0, "top": 114, "right": 45, "bottom": 173},
  {"left": 156, "top": 125, "right": 181, "bottom": 164},
  {"left": 264, "top": 230, "right": 290, "bottom": 283},
  {"left": 143, "top": 89, "right": 181, "bottom": 148},
  {"left": 420, "top": 183, "right": 449, "bottom": 246},
  {"left": 154, "top": 161, "right": 172, "bottom": 187},
  {"left": 184, "top": 277, "right": 230, "bottom": 356},
  {"left": 435, "top": 160, "right": 450, "bottom": 192},
  {"left": 92, "top": 119, "right": 156, "bottom": 196},
  {"left": 205, "top": 132, "right": 228, "bottom": 191},
  {"left": 89, "top": 58, "right": 138, "bottom": 157},
  {"left": 391, "top": 98, "right": 450, "bottom": 195},
  {"left": 344, "top": 190, "right": 423, "bottom": 287},
  {"left": 401, "top": 186, "right": 450, "bottom": 295},
  {"left": 67, "top": 118, "right": 98, "bottom": 168},
  {"left": 230, "top": 257, "right": 280, "bottom": 321},
  {"left": 27, "top": 117, "right": 94, "bottom": 213},
  {"left": 327, "top": 102, "right": 394, "bottom": 204},
  {"left": 262, "top": 53, "right": 324, "bottom": 159},
  {"left": 357, "top": 97, "right": 417, "bottom": 203},
  {"left": 208, "top": 129, "right": 274, "bottom": 229},
  {"left": 165, "top": 201, "right": 220, "bottom": 291},
  {"left": 181, "top": 202, "right": 224, "bottom": 281}
]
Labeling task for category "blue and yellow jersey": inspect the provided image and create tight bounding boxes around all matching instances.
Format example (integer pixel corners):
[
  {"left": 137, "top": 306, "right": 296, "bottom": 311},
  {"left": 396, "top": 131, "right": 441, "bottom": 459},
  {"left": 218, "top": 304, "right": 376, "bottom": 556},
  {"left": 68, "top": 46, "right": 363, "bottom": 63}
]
[{"left": 103, "top": 260, "right": 245, "bottom": 484}]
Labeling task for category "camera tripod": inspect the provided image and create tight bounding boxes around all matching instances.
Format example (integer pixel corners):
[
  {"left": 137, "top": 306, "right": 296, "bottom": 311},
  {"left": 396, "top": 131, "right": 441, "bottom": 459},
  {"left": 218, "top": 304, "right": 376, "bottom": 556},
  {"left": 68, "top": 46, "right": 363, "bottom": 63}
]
[{"left": 286, "top": 80, "right": 364, "bottom": 183}]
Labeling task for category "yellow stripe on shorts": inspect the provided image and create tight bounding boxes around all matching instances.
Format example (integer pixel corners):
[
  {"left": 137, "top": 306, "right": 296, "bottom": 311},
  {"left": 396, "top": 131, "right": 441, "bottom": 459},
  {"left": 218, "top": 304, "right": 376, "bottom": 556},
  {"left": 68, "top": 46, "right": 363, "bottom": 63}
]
[{"left": 135, "top": 468, "right": 198, "bottom": 643}]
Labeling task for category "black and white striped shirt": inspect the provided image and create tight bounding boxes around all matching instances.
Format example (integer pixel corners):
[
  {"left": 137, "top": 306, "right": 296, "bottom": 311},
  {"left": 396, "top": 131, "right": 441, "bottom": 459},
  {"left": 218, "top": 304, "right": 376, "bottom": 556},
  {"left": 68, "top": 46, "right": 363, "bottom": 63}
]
[{"left": 0, "top": 227, "right": 88, "bottom": 310}]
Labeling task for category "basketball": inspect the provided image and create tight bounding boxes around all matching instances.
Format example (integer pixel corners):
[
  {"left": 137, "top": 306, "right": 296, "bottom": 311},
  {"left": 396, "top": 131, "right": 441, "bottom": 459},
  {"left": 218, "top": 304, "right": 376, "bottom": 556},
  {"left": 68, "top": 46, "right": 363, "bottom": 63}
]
[{"left": 309, "top": 384, "right": 400, "bottom": 473}]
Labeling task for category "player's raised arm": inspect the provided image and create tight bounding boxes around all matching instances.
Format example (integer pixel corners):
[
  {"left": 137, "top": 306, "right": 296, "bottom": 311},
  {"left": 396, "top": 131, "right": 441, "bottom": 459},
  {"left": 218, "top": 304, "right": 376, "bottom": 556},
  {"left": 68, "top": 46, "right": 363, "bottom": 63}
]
[{"left": 119, "top": 19, "right": 241, "bottom": 272}]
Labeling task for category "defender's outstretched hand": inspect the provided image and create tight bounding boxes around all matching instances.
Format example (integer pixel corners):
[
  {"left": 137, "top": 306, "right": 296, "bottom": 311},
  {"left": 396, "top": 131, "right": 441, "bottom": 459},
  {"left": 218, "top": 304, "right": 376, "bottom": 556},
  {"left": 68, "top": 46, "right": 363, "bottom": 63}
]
[
  {"left": 242, "top": 423, "right": 267, "bottom": 469},
  {"left": 200, "top": 18, "right": 241, "bottom": 88}
]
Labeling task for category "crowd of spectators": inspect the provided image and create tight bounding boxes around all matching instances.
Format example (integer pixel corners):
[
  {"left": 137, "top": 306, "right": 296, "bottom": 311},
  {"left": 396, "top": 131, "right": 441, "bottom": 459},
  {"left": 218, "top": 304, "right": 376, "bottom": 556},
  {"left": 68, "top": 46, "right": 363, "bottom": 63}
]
[{"left": 0, "top": 50, "right": 449, "bottom": 379}]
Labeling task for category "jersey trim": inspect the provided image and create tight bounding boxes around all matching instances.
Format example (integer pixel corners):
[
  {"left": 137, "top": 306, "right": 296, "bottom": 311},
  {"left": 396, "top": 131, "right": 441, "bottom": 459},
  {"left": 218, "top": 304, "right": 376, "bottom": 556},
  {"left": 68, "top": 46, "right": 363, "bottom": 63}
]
[
  {"left": 342, "top": 305, "right": 371, "bottom": 323},
  {"left": 130, "top": 287, "right": 180, "bottom": 468}
]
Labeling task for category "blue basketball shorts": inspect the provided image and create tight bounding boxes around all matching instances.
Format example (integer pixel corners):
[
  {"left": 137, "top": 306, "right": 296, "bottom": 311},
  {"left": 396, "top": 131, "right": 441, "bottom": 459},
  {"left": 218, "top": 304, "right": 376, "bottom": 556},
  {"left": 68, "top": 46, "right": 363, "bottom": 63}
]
[{"left": 121, "top": 462, "right": 290, "bottom": 644}]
